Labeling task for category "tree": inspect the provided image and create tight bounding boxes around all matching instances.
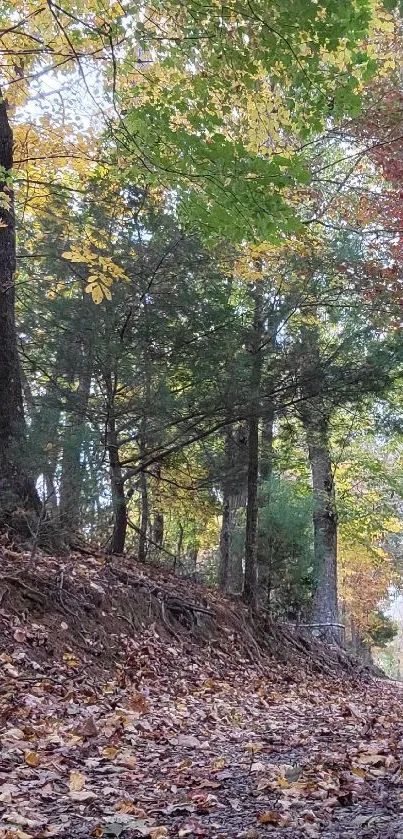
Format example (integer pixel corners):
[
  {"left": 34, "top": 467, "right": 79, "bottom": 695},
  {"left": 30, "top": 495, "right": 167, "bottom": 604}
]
[{"left": 0, "top": 94, "right": 38, "bottom": 507}]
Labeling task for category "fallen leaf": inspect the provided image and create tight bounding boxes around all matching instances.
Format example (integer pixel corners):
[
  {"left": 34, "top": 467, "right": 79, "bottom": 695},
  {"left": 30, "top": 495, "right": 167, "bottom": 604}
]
[
  {"left": 212, "top": 758, "right": 226, "bottom": 771},
  {"left": 250, "top": 762, "right": 265, "bottom": 772},
  {"left": 13, "top": 628, "right": 26, "bottom": 643},
  {"left": 63, "top": 652, "right": 80, "bottom": 668},
  {"left": 102, "top": 746, "right": 119, "bottom": 760},
  {"left": 69, "top": 770, "right": 86, "bottom": 792},
  {"left": 5, "top": 728, "right": 25, "bottom": 740},
  {"left": 69, "top": 790, "right": 97, "bottom": 802},
  {"left": 149, "top": 828, "right": 168, "bottom": 839},
  {"left": 24, "top": 751, "right": 39, "bottom": 767},
  {"left": 178, "top": 758, "right": 193, "bottom": 770},
  {"left": 357, "top": 753, "right": 385, "bottom": 766},
  {"left": 129, "top": 691, "right": 149, "bottom": 713},
  {"left": 258, "top": 811, "right": 283, "bottom": 825},
  {"left": 115, "top": 802, "right": 146, "bottom": 816},
  {"left": 246, "top": 743, "right": 263, "bottom": 753},
  {"left": 3, "top": 663, "right": 20, "bottom": 677},
  {"left": 0, "top": 784, "right": 19, "bottom": 803},
  {"left": 103, "top": 818, "right": 155, "bottom": 837},
  {"left": 351, "top": 767, "right": 366, "bottom": 778},
  {"left": 117, "top": 754, "right": 137, "bottom": 769},
  {"left": 4, "top": 816, "right": 43, "bottom": 829},
  {"left": 196, "top": 780, "right": 221, "bottom": 789},
  {"left": 165, "top": 804, "right": 196, "bottom": 816},
  {"left": 256, "top": 778, "right": 271, "bottom": 791},
  {"left": 174, "top": 735, "right": 201, "bottom": 748},
  {"left": 78, "top": 716, "right": 98, "bottom": 737}
]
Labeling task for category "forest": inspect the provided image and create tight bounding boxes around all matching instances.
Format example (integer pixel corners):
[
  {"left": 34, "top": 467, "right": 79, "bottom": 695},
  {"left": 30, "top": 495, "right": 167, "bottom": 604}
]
[
  {"left": 2, "top": 0, "right": 403, "bottom": 653},
  {"left": 5, "top": 2, "right": 403, "bottom": 837}
]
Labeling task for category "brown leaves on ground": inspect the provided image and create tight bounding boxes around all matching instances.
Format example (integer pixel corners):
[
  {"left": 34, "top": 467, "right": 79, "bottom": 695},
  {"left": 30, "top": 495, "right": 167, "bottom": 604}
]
[{"left": 0, "top": 552, "right": 403, "bottom": 838}]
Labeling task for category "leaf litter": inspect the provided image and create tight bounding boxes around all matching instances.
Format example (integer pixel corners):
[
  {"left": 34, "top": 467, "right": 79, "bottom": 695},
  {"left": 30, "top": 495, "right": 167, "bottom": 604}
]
[{"left": 0, "top": 550, "right": 402, "bottom": 838}]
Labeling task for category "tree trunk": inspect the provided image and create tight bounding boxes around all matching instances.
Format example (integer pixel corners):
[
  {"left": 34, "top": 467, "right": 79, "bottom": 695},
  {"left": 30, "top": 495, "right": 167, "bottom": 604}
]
[
  {"left": 106, "top": 374, "right": 127, "bottom": 554},
  {"left": 305, "top": 418, "right": 339, "bottom": 637},
  {"left": 153, "top": 511, "right": 164, "bottom": 548},
  {"left": 244, "top": 412, "right": 259, "bottom": 609},
  {"left": 258, "top": 406, "right": 275, "bottom": 605},
  {"left": 260, "top": 407, "right": 274, "bottom": 483},
  {"left": 219, "top": 425, "right": 235, "bottom": 591},
  {"left": 138, "top": 467, "right": 149, "bottom": 563},
  {"left": 0, "top": 93, "right": 37, "bottom": 508},
  {"left": 219, "top": 493, "right": 232, "bottom": 590},
  {"left": 219, "top": 423, "right": 248, "bottom": 592},
  {"left": 177, "top": 522, "right": 184, "bottom": 560},
  {"left": 243, "top": 282, "right": 264, "bottom": 610},
  {"left": 299, "top": 323, "right": 340, "bottom": 644},
  {"left": 152, "top": 463, "right": 164, "bottom": 549}
]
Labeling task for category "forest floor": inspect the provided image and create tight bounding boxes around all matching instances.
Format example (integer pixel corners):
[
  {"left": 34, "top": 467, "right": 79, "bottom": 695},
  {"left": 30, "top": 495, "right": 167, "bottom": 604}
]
[{"left": 0, "top": 548, "right": 403, "bottom": 839}]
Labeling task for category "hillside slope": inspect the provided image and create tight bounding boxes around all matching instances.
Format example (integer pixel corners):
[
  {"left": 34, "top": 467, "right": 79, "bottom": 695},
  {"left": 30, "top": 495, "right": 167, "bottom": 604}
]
[{"left": 0, "top": 549, "right": 402, "bottom": 839}]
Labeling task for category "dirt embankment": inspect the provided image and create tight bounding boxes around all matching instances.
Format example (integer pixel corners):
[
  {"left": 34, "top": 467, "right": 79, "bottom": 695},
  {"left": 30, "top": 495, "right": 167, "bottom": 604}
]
[
  {"left": 1, "top": 547, "right": 402, "bottom": 839},
  {"left": 0, "top": 547, "right": 379, "bottom": 683}
]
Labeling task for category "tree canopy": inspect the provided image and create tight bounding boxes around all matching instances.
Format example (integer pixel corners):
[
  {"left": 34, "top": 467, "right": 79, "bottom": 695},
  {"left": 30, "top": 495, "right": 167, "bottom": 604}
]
[{"left": 0, "top": 0, "right": 403, "bottom": 658}]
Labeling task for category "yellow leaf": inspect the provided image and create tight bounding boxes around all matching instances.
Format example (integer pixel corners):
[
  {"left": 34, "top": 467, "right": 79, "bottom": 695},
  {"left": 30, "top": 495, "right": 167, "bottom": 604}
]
[
  {"left": 117, "top": 754, "right": 137, "bottom": 769},
  {"left": 351, "top": 767, "right": 366, "bottom": 778},
  {"left": 63, "top": 652, "right": 80, "bottom": 668},
  {"left": 61, "top": 250, "right": 84, "bottom": 262},
  {"left": 102, "top": 746, "right": 119, "bottom": 760},
  {"left": 213, "top": 758, "right": 225, "bottom": 771},
  {"left": 91, "top": 285, "right": 104, "bottom": 304},
  {"left": 258, "top": 811, "right": 282, "bottom": 825},
  {"left": 150, "top": 828, "right": 168, "bottom": 839},
  {"left": 24, "top": 751, "right": 40, "bottom": 767},
  {"left": 114, "top": 800, "right": 144, "bottom": 815},
  {"left": 245, "top": 742, "right": 263, "bottom": 753},
  {"left": 69, "top": 771, "right": 86, "bottom": 792},
  {"left": 178, "top": 758, "right": 193, "bottom": 770}
]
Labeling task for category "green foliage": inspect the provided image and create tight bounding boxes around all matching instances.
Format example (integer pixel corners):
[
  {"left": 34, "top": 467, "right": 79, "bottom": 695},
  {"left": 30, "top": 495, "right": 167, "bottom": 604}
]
[
  {"left": 364, "top": 610, "right": 398, "bottom": 647},
  {"left": 119, "top": 0, "right": 377, "bottom": 242},
  {"left": 258, "top": 477, "right": 316, "bottom": 617}
]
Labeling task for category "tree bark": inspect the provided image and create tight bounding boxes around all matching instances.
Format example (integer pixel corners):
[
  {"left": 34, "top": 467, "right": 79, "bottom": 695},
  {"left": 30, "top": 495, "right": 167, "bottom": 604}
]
[
  {"left": 138, "top": 467, "right": 149, "bottom": 563},
  {"left": 152, "top": 463, "right": 164, "bottom": 549},
  {"left": 243, "top": 282, "right": 264, "bottom": 610},
  {"left": 219, "top": 425, "right": 235, "bottom": 591},
  {"left": 260, "top": 408, "right": 275, "bottom": 483},
  {"left": 105, "top": 374, "right": 127, "bottom": 554},
  {"left": 258, "top": 406, "right": 275, "bottom": 606},
  {"left": 299, "top": 323, "right": 340, "bottom": 643},
  {"left": 0, "top": 92, "right": 37, "bottom": 508},
  {"left": 153, "top": 511, "right": 164, "bottom": 548},
  {"left": 219, "top": 493, "right": 232, "bottom": 590},
  {"left": 218, "top": 423, "right": 248, "bottom": 592},
  {"left": 305, "top": 416, "right": 339, "bottom": 637}
]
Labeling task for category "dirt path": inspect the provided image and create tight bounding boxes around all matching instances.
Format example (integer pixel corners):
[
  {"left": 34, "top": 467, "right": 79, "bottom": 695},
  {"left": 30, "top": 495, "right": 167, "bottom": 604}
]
[{"left": 1, "top": 623, "right": 403, "bottom": 839}]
